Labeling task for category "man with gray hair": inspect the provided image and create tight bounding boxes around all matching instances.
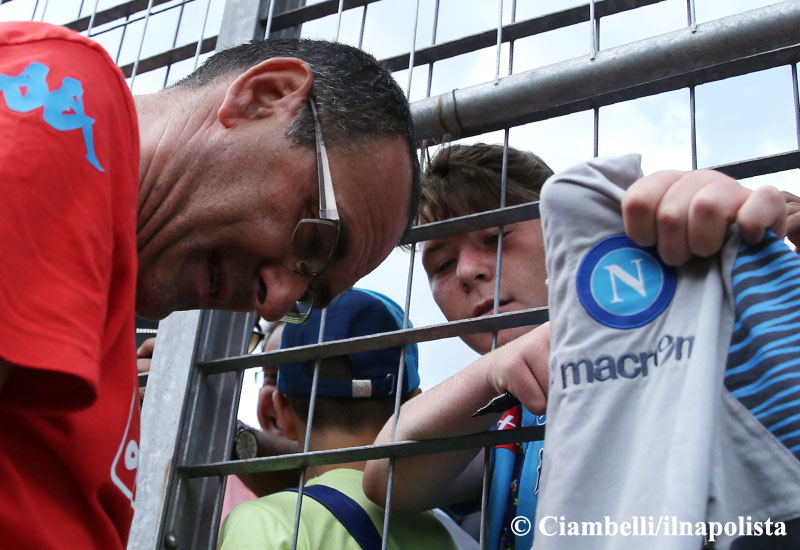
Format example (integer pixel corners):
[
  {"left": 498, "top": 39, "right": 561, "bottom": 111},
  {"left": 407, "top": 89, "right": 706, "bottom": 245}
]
[{"left": 0, "top": 21, "right": 417, "bottom": 550}]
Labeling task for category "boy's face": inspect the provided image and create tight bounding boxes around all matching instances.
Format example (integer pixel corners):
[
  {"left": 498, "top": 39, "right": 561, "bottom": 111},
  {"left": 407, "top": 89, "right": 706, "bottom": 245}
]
[{"left": 421, "top": 217, "right": 548, "bottom": 355}]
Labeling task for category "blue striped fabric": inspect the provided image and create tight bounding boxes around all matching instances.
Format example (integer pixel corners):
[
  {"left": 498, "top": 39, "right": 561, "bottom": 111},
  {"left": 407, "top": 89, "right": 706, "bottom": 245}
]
[{"left": 726, "top": 234, "right": 800, "bottom": 457}]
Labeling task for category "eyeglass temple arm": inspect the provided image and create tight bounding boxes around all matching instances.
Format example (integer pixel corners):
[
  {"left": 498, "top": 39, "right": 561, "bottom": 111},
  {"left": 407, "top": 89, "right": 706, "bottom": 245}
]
[{"left": 309, "top": 97, "right": 338, "bottom": 221}]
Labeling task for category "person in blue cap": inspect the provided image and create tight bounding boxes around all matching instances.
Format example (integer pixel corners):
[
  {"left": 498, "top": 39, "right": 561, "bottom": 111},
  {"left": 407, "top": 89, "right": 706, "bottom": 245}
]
[{"left": 218, "top": 288, "right": 459, "bottom": 550}]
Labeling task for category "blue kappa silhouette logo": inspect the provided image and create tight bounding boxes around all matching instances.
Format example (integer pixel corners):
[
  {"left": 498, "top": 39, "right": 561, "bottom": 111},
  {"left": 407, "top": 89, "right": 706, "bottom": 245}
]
[
  {"left": 0, "top": 62, "right": 103, "bottom": 172},
  {"left": 576, "top": 234, "right": 675, "bottom": 329}
]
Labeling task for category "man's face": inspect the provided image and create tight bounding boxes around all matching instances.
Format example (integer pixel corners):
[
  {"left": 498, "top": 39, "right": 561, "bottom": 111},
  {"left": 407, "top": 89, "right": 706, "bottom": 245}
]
[
  {"left": 421, "top": 217, "right": 547, "bottom": 355},
  {"left": 135, "top": 118, "right": 413, "bottom": 321}
]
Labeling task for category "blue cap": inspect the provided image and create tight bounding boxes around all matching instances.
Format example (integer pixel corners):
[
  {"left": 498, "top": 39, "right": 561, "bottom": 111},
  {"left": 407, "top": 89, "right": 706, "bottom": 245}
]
[{"left": 277, "top": 288, "right": 420, "bottom": 399}]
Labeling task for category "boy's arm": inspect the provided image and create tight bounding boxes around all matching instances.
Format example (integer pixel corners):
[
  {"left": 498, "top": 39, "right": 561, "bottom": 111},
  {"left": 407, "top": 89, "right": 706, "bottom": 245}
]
[
  {"left": 622, "top": 169, "right": 787, "bottom": 265},
  {"left": 363, "top": 324, "right": 549, "bottom": 511}
]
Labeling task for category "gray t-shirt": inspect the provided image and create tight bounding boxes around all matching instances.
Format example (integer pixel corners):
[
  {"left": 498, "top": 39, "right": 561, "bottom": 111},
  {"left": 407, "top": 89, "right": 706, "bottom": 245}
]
[{"left": 536, "top": 154, "right": 800, "bottom": 550}]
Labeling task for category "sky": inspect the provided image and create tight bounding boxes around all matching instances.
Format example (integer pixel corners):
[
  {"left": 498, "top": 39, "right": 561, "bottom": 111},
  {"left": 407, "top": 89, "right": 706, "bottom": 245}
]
[{"left": 2, "top": 0, "right": 798, "bottom": 427}]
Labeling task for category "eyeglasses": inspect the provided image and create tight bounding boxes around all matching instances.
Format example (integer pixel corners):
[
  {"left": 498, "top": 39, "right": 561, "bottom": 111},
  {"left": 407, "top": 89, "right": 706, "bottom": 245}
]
[{"left": 279, "top": 97, "right": 340, "bottom": 324}]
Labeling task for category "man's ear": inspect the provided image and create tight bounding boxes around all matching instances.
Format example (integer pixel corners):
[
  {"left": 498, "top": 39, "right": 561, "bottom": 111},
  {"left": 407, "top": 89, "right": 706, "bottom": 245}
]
[
  {"left": 217, "top": 57, "right": 313, "bottom": 128},
  {"left": 273, "top": 390, "right": 299, "bottom": 442}
]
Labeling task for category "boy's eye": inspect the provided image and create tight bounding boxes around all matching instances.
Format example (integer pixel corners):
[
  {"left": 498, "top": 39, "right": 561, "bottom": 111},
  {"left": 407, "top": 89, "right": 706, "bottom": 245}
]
[
  {"left": 484, "top": 230, "right": 509, "bottom": 246},
  {"left": 435, "top": 259, "right": 455, "bottom": 274}
]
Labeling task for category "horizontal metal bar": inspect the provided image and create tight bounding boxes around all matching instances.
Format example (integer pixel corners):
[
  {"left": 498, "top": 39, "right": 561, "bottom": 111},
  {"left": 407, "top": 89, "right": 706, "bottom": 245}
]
[
  {"left": 381, "top": 0, "right": 665, "bottom": 72},
  {"left": 267, "top": 0, "right": 381, "bottom": 33},
  {"left": 401, "top": 202, "right": 540, "bottom": 246},
  {"left": 117, "top": 36, "right": 216, "bottom": 78},
  {"left": 411, "top": 1, "right": 800, "bottom": 141},
  {"left": 711, "top": 150, "right": 800, "bottom": 181},
  {"left": 198, "top": 307, "right": 548, "bottom": 374},
  {"left": 64, "top": 0, "right": 178, "bottom": 33},
  {"left": 180, "top": 425, "right": 545, "bottom": 477}
]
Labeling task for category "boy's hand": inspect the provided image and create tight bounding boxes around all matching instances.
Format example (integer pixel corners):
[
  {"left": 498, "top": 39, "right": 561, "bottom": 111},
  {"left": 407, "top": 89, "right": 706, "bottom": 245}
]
[
  {"left": 784, "top": 191, "right": 800, "bottom": 253},
  {"left": 622, "top": 169, "right": 787, "bottom": 265},
  {"left": 483, "top": 322, "right": 550, "bottom": 415}
]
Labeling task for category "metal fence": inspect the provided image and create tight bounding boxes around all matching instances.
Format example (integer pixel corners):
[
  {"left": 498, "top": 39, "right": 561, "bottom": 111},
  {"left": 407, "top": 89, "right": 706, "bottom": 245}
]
[{"left": 2, "top": 0, "right": 798, "bottom": 549}]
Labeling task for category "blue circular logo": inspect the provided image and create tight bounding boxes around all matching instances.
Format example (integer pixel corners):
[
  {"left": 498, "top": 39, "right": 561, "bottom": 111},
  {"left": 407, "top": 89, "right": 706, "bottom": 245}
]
[{"left": 576, "top": 235, "right": 675, "bottom": 329}]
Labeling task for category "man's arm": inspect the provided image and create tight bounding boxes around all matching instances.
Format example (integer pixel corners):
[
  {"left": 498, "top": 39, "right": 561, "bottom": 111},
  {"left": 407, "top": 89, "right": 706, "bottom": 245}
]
[{"left": 363, "top": 324, "right": 549, "bottom": 512}]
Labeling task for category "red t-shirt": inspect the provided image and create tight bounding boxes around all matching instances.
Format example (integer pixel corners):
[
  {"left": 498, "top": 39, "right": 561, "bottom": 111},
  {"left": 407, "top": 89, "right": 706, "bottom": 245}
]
[{"left": 0, "top": 22, "right": 140, "bottom": 550}]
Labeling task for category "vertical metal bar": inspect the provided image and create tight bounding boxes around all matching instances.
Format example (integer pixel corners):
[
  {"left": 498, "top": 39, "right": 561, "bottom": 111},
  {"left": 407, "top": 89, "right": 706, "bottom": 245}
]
[
  {"left": 290, "top": 308, "right": 327, "bottom": 550},
  {"left": 494, "top": 0, "right": 503, "bottom": 84},
  {"left": 357, "top": 4, "right": 368, "bottom": 49},
  {"left": 30, "top": 0, "right": 40, "bottom": 21},
  {"left": 129, "top": 0, "right": 157, "bottom": 88},
  {"left": 687, "top": 0, "right": 697, "bottom": 33},
  {"left": 404, "top": 0, "right": 422, "bottom": 98},
  {"left": 192, "top": 0, "right": 214, "bottom": 69},
  {"left": 593, "top": 107, "right": 600, "bottom": 158},
  {"left": 380, "top": 4, "right": 423, "bottom": 546},
  {"left": 37, "top": 0, "right": 48, "bottom": 21},
  {"left": 689, "top": 86, "right": 698, "bottom": 170},
  {"left": 792, "top": 63, "right": 800, "bottom": 149},
  {"left": 507, "top": 0, "right": 517, "bottom": 76},
  {"left": 424, "top": 0, "right": 441, "bottom": 98},
  {"left": 334, "top": 0, "right": 345, "bottom": 42},
  {"left": 589, "top": 0, "right": 597, "bottom": 60},
  {"left": 87, "top": 0, "right": 100, "bottom": 35},
  {"left": 77, "top": 0, "right": 85, "bottom": 20},
  {"left": 207, "top": 368, "right": 246, "bottom": 549},
  {"left": 480, "top": 447, "right": 492, "bottom": 550},
  {"left": 162, "top": 3, "right": 188, "bottom": 89},
  {"left": 114, "top": 16, "right": 130, "bottom": 65},
  {"left": 264, "top": 0, "right": 277, "bottom": 38}
]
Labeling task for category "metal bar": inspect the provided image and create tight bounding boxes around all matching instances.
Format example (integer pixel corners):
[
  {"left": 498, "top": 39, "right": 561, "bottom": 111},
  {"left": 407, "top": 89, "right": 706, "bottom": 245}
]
[
  {"left": 159, "top": 311, "right": 254, "bottom": 550},
  {"left": 217, "top": 0, "right": 263, "bottom": 50},
  {"left": 37, "top": 0, "right": 48, "bottom": 21},
  {"left": 127, "top": 311, "right": 203, "bottom": 550},
  {"left": 334, "top": 0, "right": 344, "bottom": 41},
  {"left": 357, "top": 3, "right": 367, "bottom": 48},
  {"left": 129, "top": 0, "right": 156, "bottom": 87},
  {"left": 380, "top": 0, "right": 665, "bottom": 73},
  {"left": 411, "top": 2, "right": 800, "bottom": 141},
  {"left": 404, "top": 0, "right": 421, "bottom": 97},
  {"left": 589, "top": 0, "right": 597, "bottom": 60},
  {"left": 266, "top": 0, "right": 381, "bottom": 33},
  {"left": 161, "top": 2, "right": 187, "bottom": 88},
  {"left": 65, "top": 0, "right": 177, "bottom": 33},
  {"left": 690, "top": 87, "right": 698, "bottom": 170},
  {"left": 264, "top": 0, "right": 277, "bottom": 38},
  {"left": 199, "top": 306, "right": 549, "bottom": 375},
  {"left": 687, "top": 0, "right": 697, "bottom": 33},
  {"left": 494, "top": 0, "right": 503, "bottom": 84},
  {"left": 191, "top": 0, "right": 213, "bottom": 69},
  {"left": 710, "top": 150, "right": 800, "bottom": 180},
  {"left": 117, "top": 37, "right": 217, "bottom": 78},
  {"left": 291, "top": 309, "right": 327, "bottom": 550},
  {"left": 85, "top": 0, "right": 194, "bottom": 39},
  {"left": 479, "top": 448, "right": 491, "bottom": 550},
  {"left": 182, "top": 426, "right": 546, "bottom": 477},
  {"left": 424, "top": 0, "right": 441, "bottom": 98},
  {"left": 405, "top": 202, "right": 540, "bottom": 245},
  {"left": 86, "top": 0, "right": 100, "bottom": 35},
  {"left": 793, "top": 63, "right": 800, "bottom": 149}
]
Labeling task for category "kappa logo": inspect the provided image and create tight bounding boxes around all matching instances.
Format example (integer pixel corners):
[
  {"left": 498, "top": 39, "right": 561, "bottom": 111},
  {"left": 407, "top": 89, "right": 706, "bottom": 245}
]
[
  {"left": 0, "top": 62, "right": 103, "bottom": 172},
  {"left": 576, "top": 234, "right": 675, "bottom": 329}
]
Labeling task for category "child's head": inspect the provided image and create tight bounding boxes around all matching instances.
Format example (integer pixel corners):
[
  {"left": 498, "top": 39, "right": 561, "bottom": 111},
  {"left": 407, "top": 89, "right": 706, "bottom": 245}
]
[
  {"left": 274, "top": 289, "right": 420, "bottom": 439},
  {"left": 420, "top": 144, "right": 553, "bottom": 354}
]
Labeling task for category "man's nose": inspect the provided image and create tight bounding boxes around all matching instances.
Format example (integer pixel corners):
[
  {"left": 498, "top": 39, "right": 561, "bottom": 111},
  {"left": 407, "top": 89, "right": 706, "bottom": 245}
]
[
  {"left": 455, "top": 249, "right": 493, "bottom": 289},
  {"left": 253, "top": 265, "right": 312, "bottom": 321}
]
